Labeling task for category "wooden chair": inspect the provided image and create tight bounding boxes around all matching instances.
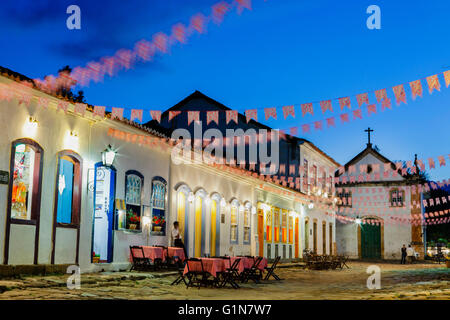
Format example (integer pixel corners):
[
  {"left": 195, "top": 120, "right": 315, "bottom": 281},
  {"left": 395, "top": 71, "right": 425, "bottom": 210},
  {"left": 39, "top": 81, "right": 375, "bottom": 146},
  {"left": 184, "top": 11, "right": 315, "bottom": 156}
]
[
  {"left": 185, "top": 258, "right": 210, "bottom": 289},
  {"left": 264, "top": 256, "right": 281, "bottom": 280},
  {"left": 220, "top": 257, "right": 241, "bottom": 289},
  {"left": 171, "top": 260, "right": 190, "bottom": 286},
  {"left": 241, "top": 256, "right": 263, "bottom": 283},
  {"left": 129, "top": 246, "right": 151, "bottom": 271}
]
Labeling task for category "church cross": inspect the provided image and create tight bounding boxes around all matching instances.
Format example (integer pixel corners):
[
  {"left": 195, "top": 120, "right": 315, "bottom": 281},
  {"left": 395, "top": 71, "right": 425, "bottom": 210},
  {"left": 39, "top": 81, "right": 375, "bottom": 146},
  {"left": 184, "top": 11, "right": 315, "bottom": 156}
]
[{"left": 365, "top": 127, "right": 374, "bottom": 145}]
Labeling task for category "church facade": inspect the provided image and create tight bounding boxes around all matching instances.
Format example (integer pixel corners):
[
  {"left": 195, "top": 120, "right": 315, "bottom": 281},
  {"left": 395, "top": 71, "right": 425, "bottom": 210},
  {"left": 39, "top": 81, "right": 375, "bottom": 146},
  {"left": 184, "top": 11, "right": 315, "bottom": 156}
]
[{"left": 335, "top": 134, "right": 425, "bottom": 260}]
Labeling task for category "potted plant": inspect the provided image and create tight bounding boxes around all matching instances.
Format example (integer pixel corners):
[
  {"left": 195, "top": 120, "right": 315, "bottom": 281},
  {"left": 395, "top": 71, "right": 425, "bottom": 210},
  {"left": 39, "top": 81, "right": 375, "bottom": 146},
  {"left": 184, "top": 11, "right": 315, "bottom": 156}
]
[{"left": 126, "top": 210, "right": 140, "bottom": 230}]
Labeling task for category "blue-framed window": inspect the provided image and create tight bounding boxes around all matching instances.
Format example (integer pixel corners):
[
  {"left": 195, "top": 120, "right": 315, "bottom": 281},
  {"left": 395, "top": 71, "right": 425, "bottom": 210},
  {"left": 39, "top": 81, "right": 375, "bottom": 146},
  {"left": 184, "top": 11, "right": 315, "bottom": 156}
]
[
  {"left": 124, "top": 170, "right": 143, "bottom": 230},
  {"left": 151, "top": 177, "right": 166, "bottom": 235}
]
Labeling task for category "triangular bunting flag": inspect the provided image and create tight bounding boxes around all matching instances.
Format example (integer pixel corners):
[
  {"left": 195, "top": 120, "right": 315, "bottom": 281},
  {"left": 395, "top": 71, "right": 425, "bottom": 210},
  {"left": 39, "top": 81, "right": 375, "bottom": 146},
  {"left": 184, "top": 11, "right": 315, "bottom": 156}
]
[
  {"left": 74, "top": 103, "right": 86, "bottom": 116},
  {"left": 426, "top": 74, "right": 440, "bottom": 93},
  {"left": 57, "top": 101, "right": 69, "bottom": 113},
  {"left": 409, "top": 80, "right": 423, "bottom": 100},
  {"left": 245, "top": 109, "right": 257, "bottom": 123},
  {"left": 93, "top": 106, "right": 106, "bottom": 118},
  {"left": 111, "top": 107, "right": 124, "bottom": 120},
  {"left": 352, "top": 109, "right": 362, "bottom": 120},
  {"left": 356, "top": 93, "right": 369, "bottom": 107},
  {"left": 444, "top": 70, "right": 450, "bottom": 88},
  {"left": 326, "top": 117, "right": 335, "bottom": 127},
  {"left": 37, "top": 97, "right": 49, "bottom": 109},
  {"left": 339, "top": 97, "right": 351, "bottom": 110},
  {"left": 282, "top": 105, "right": 295, "bottom": 119},
  {"left": 264, "top": 107, "right": 277, "bottom": 120},
  {"left": 150, "top": 110, "right": 161, "bottom": 123},
  {"left": 375, "top": 89, "right": 387, "bottom": 102},
  {"left": 301, "top": 124, "right": 310, "bottom": 133},
  {"left": 207, "top": 110, "right": 219, "bottom": 125},
  {"left": 381, "top": 98, "right": 392, "bottom": 110},
  {"left": 301, "top": 103, "right": 313, "bottom": 116},
  {"left": 392, "top": 84, "right": 406, "bottom": 105},
  {"left": 320, "top": 100, "right": 333, "bottom": 113},
  {"left": 314, "top": 120, "right": 323, "bottom": 130},
  {"left": 131, "top": 109, "right": 143, "bottom": 122},
  {"left": 169, "top": 111, "right": 181, "bottom": 121},
  {"left": 187, "top": 111, "right": 200, "bottom": 125},
  {"left": 340, "top": 113, "right": 349, "bottom": 123},
  {"left": 226, "top": 110, "right": 238, "bottom": 124}
]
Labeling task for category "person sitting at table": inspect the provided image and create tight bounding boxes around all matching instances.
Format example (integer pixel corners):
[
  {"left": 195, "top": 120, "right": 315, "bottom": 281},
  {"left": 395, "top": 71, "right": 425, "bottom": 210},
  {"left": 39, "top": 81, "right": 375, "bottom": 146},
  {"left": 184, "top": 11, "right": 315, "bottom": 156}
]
[{"left": 171, "top": 221, "right": 187, "bottom": 259}]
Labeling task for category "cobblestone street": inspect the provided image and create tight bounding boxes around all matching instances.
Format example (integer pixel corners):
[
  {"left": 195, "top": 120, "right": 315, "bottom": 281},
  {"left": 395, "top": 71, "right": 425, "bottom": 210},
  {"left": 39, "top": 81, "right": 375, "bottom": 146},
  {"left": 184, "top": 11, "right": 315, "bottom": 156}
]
[{"left": 0, "top": 262, "right": 448, "bottom": 300}]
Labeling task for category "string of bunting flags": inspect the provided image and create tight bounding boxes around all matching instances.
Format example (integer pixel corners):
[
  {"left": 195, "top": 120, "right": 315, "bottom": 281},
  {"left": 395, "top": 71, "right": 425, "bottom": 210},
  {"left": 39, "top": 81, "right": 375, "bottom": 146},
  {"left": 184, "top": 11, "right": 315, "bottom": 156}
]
[{"left": 32, "top": 0, "right": 255, "bottom": 94}]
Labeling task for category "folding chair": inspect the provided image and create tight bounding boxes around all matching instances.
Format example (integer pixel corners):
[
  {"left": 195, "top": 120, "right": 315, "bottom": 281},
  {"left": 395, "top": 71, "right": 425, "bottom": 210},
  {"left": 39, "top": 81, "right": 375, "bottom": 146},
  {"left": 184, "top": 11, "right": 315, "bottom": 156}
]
[
  {"left": 264, "top": 256, "right": 282, "bottom": 281},
  {"left": 171, "top": 260, "right": 190, "bottom": 286},
  {"left": 185, "top": 258, "right": 209, "bottom": 289},
  {"left": 129, "top": 246, "right": 151, "bottom": 271},
  {"left": 220, "top": 257, "right": 241, "bottom": 289},
  {"left": 241, "top": 256, "right": 263, "bottom": 284}
]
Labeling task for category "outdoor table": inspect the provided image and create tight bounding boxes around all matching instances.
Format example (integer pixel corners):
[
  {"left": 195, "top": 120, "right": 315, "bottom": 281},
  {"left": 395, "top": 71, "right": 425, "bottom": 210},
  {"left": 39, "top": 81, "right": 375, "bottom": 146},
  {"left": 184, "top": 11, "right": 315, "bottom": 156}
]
[
  {"left": 183, "top": 258, "right": 226, "bottom": 277},
  {"left": 129, "top": 246, "right": 166, "bottom": 262},
  {"left": 167, "top": 246, "right": 186, "bottom": 262},
  {"left": 223, "top": 257, "right": 245, "bottom": 274},
  {"left": 239, "top": 256, "right": 268, "bottom": 271}
]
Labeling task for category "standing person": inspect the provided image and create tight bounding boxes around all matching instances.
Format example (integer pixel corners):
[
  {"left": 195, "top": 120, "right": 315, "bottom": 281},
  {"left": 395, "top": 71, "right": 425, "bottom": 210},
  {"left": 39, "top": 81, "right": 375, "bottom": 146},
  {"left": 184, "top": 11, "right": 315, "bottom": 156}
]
[
  {"left": 171, "top": 221, "right": 187, "bottom": 259},
  {"left": 406, "top": 244, "right": 414, "bottom": 264},
  {"left": 401, "top": 244, "right": 407, "bottom": 264}
]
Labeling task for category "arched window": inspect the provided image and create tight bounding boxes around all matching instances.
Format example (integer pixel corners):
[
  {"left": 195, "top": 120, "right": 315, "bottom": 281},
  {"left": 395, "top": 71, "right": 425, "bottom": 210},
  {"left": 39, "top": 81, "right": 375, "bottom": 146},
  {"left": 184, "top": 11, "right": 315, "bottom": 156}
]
[
  {"left": 230, "top": 199, "right": 240, "bottom": 244},
  {"left": 151, "top": 177, "right": 167, "bottom": 235},
  {"left": 9, "top": 139, "right": 43, "bottom": 221},
  {"left": 54, "top": 150, "right": 82, "bottom": 225},
  {"left": 124, "top": 170, "right": 143, "bottom": 230},
  {"left": 243, "top": 202, "right": 251, "bottom": 244}
]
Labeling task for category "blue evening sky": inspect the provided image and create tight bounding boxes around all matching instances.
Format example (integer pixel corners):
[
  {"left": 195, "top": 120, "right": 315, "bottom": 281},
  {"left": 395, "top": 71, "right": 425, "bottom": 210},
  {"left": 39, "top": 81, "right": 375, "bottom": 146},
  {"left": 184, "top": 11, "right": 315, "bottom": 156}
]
[{"left": 1, "top": 0, "right": 449, "bottom": 180}]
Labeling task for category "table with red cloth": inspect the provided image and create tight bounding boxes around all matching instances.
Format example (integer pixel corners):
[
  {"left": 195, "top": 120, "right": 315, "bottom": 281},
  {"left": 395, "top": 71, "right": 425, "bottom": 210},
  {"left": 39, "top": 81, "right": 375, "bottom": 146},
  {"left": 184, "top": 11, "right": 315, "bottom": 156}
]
[
  {"left": 239, "top": 256, "right": 268, "bottom": 271},
  {"left": 129, "top": 246, "right": 166, "bottom": 262},
  {"left": 167, "top": 247, "right": 186, "bottom": 262},
  {"left": 183, "top": 258, "right": 226, "bottom": 277}
]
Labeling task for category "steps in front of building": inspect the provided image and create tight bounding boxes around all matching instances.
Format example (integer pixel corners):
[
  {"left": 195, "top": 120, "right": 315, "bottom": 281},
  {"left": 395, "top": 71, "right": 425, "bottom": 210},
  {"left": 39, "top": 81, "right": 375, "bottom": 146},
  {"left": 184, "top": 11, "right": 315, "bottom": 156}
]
[{"left": 0, "top": 264, "right": 72, "bottom": 278}]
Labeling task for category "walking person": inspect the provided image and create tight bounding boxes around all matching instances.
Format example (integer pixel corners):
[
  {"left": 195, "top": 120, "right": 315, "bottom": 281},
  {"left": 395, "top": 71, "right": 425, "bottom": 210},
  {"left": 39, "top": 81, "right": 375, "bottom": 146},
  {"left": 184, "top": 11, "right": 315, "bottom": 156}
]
[
  {"left": 406, "top": 244, "right": 414, "bottom": 264},
  {"left": 400, "top": 244, "right": 407, "bottom": 264},
  {"left": 171, "top": 221, "right": 188, "bottom": 259}
]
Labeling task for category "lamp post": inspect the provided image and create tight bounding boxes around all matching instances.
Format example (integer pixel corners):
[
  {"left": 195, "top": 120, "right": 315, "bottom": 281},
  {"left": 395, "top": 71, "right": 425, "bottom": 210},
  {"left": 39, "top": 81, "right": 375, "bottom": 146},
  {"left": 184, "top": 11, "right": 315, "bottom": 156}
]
[{"left": 102, "top": 144, "right": 116, "bottom": 167}]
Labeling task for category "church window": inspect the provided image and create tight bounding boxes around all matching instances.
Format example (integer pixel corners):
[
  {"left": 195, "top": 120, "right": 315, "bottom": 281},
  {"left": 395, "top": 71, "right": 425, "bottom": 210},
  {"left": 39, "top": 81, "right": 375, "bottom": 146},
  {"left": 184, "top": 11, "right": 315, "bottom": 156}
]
[{"left": 390, "top": 188, "right": 405, "bottom": 207}]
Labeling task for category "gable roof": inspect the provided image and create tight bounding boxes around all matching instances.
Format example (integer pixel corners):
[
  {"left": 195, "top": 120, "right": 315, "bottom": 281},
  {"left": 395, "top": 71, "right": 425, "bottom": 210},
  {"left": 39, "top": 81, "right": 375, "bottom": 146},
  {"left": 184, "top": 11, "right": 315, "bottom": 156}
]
[{"left": 335, "top": 143, "right": 399, "bottom": 177}]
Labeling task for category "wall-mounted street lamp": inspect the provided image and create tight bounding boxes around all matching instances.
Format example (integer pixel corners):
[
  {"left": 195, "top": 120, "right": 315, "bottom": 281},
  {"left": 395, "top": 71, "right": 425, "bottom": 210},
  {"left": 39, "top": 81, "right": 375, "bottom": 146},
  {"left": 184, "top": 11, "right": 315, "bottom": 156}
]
[
  {"left": 308, "top": 201, "right": 314, "bottom": 209},
  {"left": 102, "top": 144, "right": 116, "bottom": 167},
  {"left": 355, "top": 218, "right": 362, "bottom": 225}
]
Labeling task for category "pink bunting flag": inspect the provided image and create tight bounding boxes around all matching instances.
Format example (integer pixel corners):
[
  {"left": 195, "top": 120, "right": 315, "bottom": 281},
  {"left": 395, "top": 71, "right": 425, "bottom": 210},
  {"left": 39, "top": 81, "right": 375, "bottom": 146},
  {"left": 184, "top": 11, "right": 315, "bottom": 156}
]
[
  {"left": 206, "top": 110, "right": 219, "bottom": 125},
  {"left": 444, "top": 70, "right": 450, "bottom": 88},
  {"left": 245, "top": 109, "right": 257, "bottom": 123},
  {"left": 236, "top": 0, "right": 252, "bottom": 14},
  {"left": 367, "top": 104, "right": 377, "bottom": 115},
  {"left": 356, "top": 93, "right": 369, "bottom": 107},
  {"left": 187, "top": 111, "right": 200, "bottom": 125},
  {"left": 352, "top": 109, "right": 362, "bottom": 120},
  {"left": 314, "top": 120, "right": 323, "bottom": 130},
  {"left": 301, "top": 124, "right": 310, "bottom": 133},
  {"left": 301, "top": 103, "right": 314, "bottom": 116},
  {"left": 131, "top": 109, "right": 143, "bottom": 122},
  {"left": 381, "top": 98, "right": 392, "bottom": 110},
  {"left": 339, "top": 97, "right": 351, "bottom": 110},
  {"left": 111, "top": 107, "right": 124, "bottom": 120},
  {"left": 320, "top": 100, "right": 333, "bottom": 113},
  {"left": 212, "top": 1, "right": 230, "bottom": 24},
  {"left": 150, "top": 110, "right": 161, "bottom": 123},
  {"left": 57, "top": 101, "right": 69, "bottom": 113},
  {"left": 264, "top": 107, "right": 277, "bottom": 120},
  {"left": 340, "top": 113, "right": 349, "bottom": 123},
  {"left": 326, "top": 117, "right": 335, "bottom": 127},
  {"left": 392, "top": 84, "right": 406, "bottom": 105},
  {"left": 115, "top": 49, "right": 134, "bottom": 70},
  {"left": 375, "top": 89, "right": 387, "bottom": 102},
  {"left": 93, "top": 106, "right": 106, "bottom": 118},
  {"left": 226, "top": 110, "right": 238, "bottom": 124},
  {"left": 134, "top": 39, "right": 154, "bottom": 62},
  {"left": 428, "top": 158, "right": 435, "bottom": 169},
  {"left": 37, "top": 97, "right": 49, "bottom": 109},
  {"left": 289, "top": 126, "right": 298, "bottom": 136},
  {"left": 190, "top": 13, "right": 206, "bottom": 34},
  {"left": 153, "top": 32, "right": 169, "bottom": 53},
  {"left": 282, "top": 105, "right": 295, "bottom": 119},
  {"left": 409, "top": 80, "right": 423, "bottom": 100},
  {"left": 169, "top": 111, "right": 181, "bottom": 121},
  {"left": 438, "top": 155, "right": 446, "bottom": 167},
  {"left": 172, "top": 23, "right": 187, "bottom": 44},
  {"left": 74, "top": 103, "right": 86, "bottom": 116},
  {"left": 426, "top": 74, "right": 440, "bottom": 93}
]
